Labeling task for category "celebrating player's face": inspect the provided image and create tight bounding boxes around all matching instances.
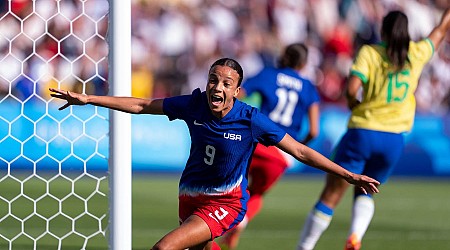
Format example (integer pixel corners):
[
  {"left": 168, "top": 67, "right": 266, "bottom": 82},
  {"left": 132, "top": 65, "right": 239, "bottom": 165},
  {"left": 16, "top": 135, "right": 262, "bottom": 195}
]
[{"left": 206, "top": 65, "right": 240, "bottom": 118}]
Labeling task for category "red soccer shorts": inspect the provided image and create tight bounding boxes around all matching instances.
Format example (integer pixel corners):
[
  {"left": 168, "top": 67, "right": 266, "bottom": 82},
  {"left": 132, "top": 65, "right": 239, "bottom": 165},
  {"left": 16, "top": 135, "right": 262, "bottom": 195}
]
[{"left": 179, "top": 186, "right": 248, "bottom": 239}]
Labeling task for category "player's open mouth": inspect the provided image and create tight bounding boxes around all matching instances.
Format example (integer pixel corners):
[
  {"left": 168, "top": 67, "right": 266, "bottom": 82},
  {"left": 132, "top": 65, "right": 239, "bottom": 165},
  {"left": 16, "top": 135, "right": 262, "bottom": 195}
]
[{"left": 211, "top": 94, "right": 223, "bottom": 106}]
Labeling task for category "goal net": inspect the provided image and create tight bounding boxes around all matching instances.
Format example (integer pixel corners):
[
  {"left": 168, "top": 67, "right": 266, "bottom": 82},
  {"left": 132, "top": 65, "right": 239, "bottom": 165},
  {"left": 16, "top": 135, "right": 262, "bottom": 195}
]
[{"left": 0, "top": 1, "right": 110, "bottom": 249}]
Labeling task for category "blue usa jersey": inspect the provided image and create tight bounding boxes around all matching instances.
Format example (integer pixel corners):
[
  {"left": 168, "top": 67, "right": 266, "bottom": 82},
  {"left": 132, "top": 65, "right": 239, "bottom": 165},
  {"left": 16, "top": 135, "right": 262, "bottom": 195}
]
[
  {"left": 163, "top": 88, "right": 286, "bottom": 196},
  {"left": 243, "top": 67, "right": 320, "bottom": 138}
]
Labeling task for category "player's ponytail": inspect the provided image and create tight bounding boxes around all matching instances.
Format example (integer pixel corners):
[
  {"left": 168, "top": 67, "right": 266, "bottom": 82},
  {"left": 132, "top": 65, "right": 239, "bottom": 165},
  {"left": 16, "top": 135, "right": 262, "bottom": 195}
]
[{"left": 381, "top": 11, "right": 410, "bottom": 71}]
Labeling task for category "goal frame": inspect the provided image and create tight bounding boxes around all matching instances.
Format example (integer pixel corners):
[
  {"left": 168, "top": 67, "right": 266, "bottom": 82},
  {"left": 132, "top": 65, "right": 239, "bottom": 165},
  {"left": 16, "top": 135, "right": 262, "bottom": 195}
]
[{"left": 108, "top": 0, "right": 132, "bottom": 249}]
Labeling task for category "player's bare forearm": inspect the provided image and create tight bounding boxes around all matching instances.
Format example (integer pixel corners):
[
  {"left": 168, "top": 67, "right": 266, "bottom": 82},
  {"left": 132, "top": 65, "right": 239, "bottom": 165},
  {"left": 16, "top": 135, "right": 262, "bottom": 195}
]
[
  {"left": 85, "top": 95, "right": 162, "bottom": 114},
  {"left": 346, "top": 75, "right": 362, "bottom": 110},
  {"left": 49, "top": 88, "right": 164, "bottom": 114},
  {"left": 428, "top": 8, "right": 450, "bottom": 49},
  {"left": 277, "top": 134, "right": 345, "bottom": 176},
  {"left": 301, "top": 104, "right": 320, "bottom": 145},
  {"left": 277, "top": 134, "right": 380, "bottom": 193}
]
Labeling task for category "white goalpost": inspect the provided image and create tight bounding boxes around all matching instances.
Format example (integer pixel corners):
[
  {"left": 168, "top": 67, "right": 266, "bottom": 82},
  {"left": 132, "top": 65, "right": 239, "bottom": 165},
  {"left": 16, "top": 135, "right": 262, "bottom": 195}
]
[
  {"left": 0, "top": 0, "right": 132, "bottom": 249},
  {"left": 108, "top": 0, "right": 132, "bottom": 249}
]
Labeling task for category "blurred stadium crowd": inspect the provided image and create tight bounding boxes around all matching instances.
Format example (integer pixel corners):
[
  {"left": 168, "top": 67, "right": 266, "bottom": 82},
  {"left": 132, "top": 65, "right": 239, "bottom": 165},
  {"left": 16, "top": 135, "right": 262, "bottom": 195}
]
[{"left": 1, "top": 0, "right": 449, "bottom": 115}]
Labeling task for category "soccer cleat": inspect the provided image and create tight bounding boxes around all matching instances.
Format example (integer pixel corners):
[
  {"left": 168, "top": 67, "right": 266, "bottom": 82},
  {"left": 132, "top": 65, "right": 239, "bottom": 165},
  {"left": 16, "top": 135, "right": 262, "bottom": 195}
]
[{"left": 345, "top": 233, "right": 361, "bottom": 250}]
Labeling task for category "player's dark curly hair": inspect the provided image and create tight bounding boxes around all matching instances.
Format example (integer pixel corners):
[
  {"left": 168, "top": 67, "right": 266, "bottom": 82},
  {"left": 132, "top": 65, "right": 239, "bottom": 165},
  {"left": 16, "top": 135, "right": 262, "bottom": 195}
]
[
  {"left": 381, "top": 11, "right": 411, "bottom": 71},
  {"left": 278, "top": 43, "right": 308, "bottom": 69},
  {"left": 210, "top": 58, "right": 244, "bottom": 87}
]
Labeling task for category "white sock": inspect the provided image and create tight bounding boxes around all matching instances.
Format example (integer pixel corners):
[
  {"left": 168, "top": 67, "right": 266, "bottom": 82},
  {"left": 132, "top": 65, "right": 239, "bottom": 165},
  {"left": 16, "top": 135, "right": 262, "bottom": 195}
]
[
  {"left": 297, "top": 208, "right": 332, "bottom": 250},
  {"left": 349, "top": 195, "right": 374, "bottom": 241}
]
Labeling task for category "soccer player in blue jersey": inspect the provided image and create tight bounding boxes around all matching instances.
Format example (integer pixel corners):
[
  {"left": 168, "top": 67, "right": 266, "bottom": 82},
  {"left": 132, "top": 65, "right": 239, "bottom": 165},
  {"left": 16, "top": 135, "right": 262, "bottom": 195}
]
[
  {"left": 219, "top": 43, "right": 320, "bottom": 249},
  {"left": 50, "top": 58, "right": 380, "bottom": 250},
  {"left": 297, "top": 8, "right": 450, "bottom": 250}
]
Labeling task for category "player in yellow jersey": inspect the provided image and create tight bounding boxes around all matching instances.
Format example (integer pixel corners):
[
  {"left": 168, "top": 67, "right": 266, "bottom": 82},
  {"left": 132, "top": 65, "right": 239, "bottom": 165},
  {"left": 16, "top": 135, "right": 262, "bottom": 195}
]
[{"left": 297, "top": 8, "right": 450, "bottom": 250}]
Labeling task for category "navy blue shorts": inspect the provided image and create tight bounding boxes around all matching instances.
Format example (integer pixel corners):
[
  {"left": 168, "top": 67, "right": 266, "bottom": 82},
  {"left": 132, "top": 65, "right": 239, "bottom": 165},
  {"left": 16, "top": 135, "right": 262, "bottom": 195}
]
[{"left": 331, "top": 128, "right": 404, "bottom": 184}]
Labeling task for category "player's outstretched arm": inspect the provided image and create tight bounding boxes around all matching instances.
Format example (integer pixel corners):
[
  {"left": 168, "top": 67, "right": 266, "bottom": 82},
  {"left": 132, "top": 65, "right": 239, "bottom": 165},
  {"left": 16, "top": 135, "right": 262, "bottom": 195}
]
[
  {"left": 276, "top": 134, "right": 380, "bottom": 194},
  {"left": 49, "top": 88, "right": 164, "bottom": 115},
  {"left": 428, "top": 8, "right": 450, "bottom": 50}
]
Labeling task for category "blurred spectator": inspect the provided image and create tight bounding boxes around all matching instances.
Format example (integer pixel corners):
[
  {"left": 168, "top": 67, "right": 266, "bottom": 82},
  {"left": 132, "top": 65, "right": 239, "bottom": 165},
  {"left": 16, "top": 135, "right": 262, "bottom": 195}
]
[
  {"left": 0, "top": 0, "right": 448, "bottom": 114},
  {"left": 271, "top": 0, "right": 309, "bottom": 45},
  {"left": 12, "top": 75, "right": 33, "bottom": 101}
]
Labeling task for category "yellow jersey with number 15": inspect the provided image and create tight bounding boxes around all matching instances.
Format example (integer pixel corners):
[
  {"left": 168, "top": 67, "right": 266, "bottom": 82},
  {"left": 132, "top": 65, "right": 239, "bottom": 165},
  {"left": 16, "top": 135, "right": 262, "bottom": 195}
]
[{"left": 348, "top": 39, "right": 434, "bottom": 133}]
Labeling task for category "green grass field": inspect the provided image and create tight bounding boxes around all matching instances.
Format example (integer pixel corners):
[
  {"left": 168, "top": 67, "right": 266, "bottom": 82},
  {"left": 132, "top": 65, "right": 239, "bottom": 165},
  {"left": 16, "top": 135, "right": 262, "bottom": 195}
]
[
  {"left": 133, "top": 174, "right": 450, "bottom": 250},
  {"left": 1, "top": 174, "right": 449, "bottom": 249}
]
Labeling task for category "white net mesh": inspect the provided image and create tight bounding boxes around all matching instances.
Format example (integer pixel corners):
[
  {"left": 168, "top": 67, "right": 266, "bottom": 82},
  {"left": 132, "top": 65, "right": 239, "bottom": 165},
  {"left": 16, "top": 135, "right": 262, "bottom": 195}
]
[{"left": 0, "top": 1, "right": 109, "bottom": 249}]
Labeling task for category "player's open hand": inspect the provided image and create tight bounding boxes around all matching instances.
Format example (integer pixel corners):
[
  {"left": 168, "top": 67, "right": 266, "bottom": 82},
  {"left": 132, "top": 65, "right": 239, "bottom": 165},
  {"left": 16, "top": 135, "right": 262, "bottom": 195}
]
[
  {"left": 348, "top": 174, "right": 380, "bottom": 194},
  {"left": 49, "top": 88, "right": 88, "bottom": 110}
]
